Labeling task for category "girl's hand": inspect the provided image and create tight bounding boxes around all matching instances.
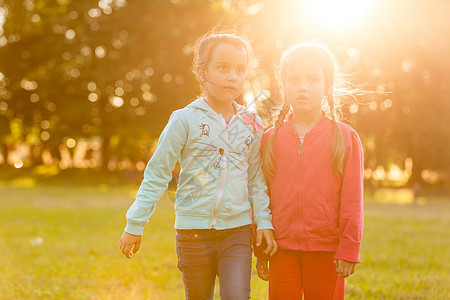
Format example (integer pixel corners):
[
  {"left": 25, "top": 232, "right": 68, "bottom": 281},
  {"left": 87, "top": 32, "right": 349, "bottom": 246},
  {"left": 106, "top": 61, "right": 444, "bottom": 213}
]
[
  {"left": 119, "top": 231, "right": 142, "bottom": 259},
  {"left": 333, "top": 259, "right": 357, "bottom": 278},
  {"left": 256, "top": 229, "right": 278, "bottom": 257},
  {"left": 256, "top": 258, "right": 269, "bottom": 281}
]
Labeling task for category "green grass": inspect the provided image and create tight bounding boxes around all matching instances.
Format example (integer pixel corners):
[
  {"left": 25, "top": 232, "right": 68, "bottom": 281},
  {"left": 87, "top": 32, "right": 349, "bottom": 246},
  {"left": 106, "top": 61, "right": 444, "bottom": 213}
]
[{"left": 0, "top": 182, "right": 449, "bottom": 299}]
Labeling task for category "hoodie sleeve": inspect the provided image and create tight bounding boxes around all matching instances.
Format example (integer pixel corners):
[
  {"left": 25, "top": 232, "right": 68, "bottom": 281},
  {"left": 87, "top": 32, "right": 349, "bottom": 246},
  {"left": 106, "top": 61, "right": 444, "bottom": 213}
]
[
  {"left": 125, "top": 111, "right": 188, "bottom": 235},
  {"left": 334, "top": 129, "right": 364, "bottom": 263},
  {"left": 247, "top": 117, "right": 273, "bottom": 231}
]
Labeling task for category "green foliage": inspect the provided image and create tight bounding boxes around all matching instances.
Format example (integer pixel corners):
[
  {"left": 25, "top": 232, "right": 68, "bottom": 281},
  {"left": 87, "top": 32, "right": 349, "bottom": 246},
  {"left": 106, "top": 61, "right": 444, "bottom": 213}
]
[
  {"left": 0, "top": 0, "right": 449, "bottom": 180},
  {"left": 0, "top": 0, "right": 227, "bottom": 165}
]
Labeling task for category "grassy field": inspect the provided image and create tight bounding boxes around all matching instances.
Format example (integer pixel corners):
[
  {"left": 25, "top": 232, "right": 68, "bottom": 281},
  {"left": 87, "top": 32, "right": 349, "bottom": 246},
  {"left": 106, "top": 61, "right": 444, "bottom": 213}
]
[{"left": 0, "top": 181, "right": 449, "bottom": 299}]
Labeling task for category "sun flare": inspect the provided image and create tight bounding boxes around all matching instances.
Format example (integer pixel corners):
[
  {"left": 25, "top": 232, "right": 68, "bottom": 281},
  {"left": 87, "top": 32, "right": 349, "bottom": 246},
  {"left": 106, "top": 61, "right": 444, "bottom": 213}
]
[{"left": 303, "top": 0, "right": 374, "bottom": 30}]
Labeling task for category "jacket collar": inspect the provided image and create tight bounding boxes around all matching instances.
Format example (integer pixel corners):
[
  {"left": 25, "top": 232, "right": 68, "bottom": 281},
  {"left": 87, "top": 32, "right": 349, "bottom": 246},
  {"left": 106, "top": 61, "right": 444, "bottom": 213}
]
[
  {"left": 186, "top": 97, "right": 247, "bottom": 118},
  {"left": 282, "top": 112, "right": 332, "bottom": 137}
]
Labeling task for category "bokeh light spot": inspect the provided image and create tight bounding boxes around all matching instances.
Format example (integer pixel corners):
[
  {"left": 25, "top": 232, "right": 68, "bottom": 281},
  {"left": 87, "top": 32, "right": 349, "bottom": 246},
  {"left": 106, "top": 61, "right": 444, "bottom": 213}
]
[
  {"left": 65, "top": 29, "right": 76, "bottom": 40},
  {"left": 110, "top": 96, "right": 124, "bottom": 108},
  {"left": 89, "top": 8, "right": 101, "bottom": 18},
  {"left": 95, "top": 46, "right": 106, "bottom": 59},
  {"left": 66, "top": 138, "right": 76, "bottom": 148},
  {"left": 88, "top": 93, "right": 98, "bottom": 102},
  {"left": 87, "top": 82, "right": 97, "bottom": 92}
]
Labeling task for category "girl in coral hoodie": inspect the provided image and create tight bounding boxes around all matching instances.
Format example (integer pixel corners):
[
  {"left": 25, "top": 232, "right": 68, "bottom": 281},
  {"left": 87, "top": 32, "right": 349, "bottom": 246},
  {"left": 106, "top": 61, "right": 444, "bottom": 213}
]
[{"left": 256, "top": 42, "right": 364, "bottom": 300}]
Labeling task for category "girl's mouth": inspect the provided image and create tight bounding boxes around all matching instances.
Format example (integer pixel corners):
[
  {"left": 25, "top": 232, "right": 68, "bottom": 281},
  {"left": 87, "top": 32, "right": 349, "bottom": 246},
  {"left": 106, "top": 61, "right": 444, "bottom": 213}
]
[
  {"left": 224, "top": 86, "right": 236, "bottom": 92},
  {"left": 296, "top": 96, "right": 309, "bottom": 102}
]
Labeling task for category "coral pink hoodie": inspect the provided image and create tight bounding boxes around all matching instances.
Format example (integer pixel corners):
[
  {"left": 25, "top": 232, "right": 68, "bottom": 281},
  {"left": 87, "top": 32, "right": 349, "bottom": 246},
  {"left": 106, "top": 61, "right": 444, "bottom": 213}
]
[{"left": 261, "top": 116, "right": 364, "bottom": 263}]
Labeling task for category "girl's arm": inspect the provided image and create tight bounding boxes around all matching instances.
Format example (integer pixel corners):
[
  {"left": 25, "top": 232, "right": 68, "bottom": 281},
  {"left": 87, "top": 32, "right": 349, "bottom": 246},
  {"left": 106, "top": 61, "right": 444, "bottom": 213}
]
[
  {"left": 335, "top": 129, "right": 364, "bottom": 263},
  {"left": 125, "top": 111, "right": 188, "bottom": 236},
  {"left": 247, "top": 117, "right": 273, "bottom": 231}
]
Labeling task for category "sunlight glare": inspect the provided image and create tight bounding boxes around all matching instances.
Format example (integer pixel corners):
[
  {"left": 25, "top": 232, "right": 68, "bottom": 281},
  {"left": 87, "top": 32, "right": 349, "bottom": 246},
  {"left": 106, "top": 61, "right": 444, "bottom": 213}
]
[
  {"left": 304, "top": 0, "right": 373, "bottom": 30},
  {"left": 0, "top": 9, "right": 5, "bottom": 29}
]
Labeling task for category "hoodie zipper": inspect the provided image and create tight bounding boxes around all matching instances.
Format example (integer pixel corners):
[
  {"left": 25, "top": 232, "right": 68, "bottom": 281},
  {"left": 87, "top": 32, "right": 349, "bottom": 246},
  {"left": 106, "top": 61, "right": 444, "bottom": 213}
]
[
  {"left": 296, "top": 135, "right": 305, "bottom": 248},
  {"left": 211, "top": 115, "right": 236, "bottom": 229}
]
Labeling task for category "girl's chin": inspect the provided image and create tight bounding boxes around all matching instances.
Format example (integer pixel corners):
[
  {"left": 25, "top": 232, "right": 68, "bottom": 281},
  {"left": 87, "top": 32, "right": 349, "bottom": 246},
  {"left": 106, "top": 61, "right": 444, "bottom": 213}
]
[
  {"left": 219, "top": 94, "right": 239, "bottom": 102},
  {"left": 289, "top": 102, "right": 309, "bottom": 109},
  {"left": 208, "top": 96, "right": 236, "bottom": 104},
  {"left": 290, "top": 105, "right": 315, "bottom": 114}
]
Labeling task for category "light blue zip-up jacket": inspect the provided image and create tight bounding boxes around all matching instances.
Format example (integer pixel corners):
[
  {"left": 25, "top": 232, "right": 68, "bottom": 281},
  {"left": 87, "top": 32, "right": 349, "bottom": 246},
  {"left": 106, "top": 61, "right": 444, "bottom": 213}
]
[{"left": 125, "top": 98, "right": 273, "bottom": 235}]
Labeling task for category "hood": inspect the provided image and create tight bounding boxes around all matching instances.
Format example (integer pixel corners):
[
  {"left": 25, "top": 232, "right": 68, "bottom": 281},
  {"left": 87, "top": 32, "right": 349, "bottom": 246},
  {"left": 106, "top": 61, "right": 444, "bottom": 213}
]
[
  {"left": 284, "top": 114, "right": 332, "bottom": 137},
  {"left": 186, "top": 97, "right": 248, "bottom": 117}
]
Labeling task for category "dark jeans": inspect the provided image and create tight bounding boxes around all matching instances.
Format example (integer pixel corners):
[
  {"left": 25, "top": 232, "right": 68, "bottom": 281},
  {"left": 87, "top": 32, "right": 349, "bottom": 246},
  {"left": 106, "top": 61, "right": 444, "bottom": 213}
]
[{"left": 176, "top": 225, "right": 252, "bottom": 300}]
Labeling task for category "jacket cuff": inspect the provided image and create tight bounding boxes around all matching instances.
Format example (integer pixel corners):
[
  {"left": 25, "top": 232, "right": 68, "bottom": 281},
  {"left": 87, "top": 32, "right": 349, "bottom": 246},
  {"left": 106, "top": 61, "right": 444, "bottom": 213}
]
[
  {"left": 255, "top": 219, "right": 274, "bottom": 231},
  {"left": 334, "top": 239, "right": 361, "bottom": 263},
  {"left": 124, "top": 223, "right": 144, "bottom": 236}
]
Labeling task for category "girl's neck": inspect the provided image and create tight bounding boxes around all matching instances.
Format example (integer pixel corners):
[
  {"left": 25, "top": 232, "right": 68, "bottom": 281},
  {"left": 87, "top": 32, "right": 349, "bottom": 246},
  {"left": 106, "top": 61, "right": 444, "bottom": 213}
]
[
  {"left": 291, "top": 110, "right": 323, "bottom": 136},
  {"left": 204, "top": 96, "right": 235, "bottom": 121}
]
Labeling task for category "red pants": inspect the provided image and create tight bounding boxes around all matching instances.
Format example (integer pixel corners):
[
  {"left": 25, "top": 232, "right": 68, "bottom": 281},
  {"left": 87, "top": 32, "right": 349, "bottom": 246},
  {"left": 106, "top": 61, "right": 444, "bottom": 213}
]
[{"left": 269, "top": 250, "right": 345, "bottom": 300}]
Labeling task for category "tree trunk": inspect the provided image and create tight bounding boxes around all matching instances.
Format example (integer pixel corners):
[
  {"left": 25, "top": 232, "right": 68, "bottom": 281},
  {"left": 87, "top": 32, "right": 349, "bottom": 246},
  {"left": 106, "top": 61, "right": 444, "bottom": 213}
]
[
  {"left": 101, "top": 136, "right": 111, "bottom": 171},
  {"left": 0, "top": 143, "right": 8, "bottom": 165},
  {"left": 408, "top": 157, "right": 423, "bottom": 186},
  {"left": 30, "top": 144, "right": 44, "bottom": 166},
  {"left": 49, "top": 144, "right": 62, "bottom": 164}
]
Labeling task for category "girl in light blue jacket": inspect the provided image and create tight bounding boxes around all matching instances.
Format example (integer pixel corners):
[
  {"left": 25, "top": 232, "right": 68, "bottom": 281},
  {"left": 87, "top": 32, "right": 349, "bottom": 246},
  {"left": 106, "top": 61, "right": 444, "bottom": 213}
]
[{"left": 120, "top": 32, "right": 277, "bottom": 300}]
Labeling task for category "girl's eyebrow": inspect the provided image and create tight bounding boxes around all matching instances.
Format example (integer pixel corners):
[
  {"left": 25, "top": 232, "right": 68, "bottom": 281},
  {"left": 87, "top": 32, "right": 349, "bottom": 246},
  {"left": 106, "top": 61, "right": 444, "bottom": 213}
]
[
  {"left": 212, "top": 60, "right": 246, "bottom": 66},
  {"left": 287, "top": 70, "right": 321, "bottom": 76}
]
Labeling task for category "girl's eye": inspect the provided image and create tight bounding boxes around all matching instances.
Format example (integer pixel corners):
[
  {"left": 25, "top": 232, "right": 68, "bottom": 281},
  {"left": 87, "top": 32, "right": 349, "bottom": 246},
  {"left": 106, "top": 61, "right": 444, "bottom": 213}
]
[
  {"left": 308, "top": 76, "right": 320, "bottom": 82},
  {"left": 287, "top": 76, "right": 298, "bottom": 83},
  {"left": 237, "top": 67, "right": 246, "bottom": 74},
  {"left": 219, "top": 65, "right": 228, "bottom": 71}
]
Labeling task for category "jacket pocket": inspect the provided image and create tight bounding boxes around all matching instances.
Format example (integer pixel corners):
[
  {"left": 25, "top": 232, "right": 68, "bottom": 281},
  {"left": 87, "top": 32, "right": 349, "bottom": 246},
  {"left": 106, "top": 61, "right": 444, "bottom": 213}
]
[
  {"left": 175, "top": 187, "right": 211, "bottom": 215},
  {"left": 304, "top": 199, "right": 338, "bottom": 238},
  {"left": 220, "top": 178, "right": 250, "bottom": 217}
]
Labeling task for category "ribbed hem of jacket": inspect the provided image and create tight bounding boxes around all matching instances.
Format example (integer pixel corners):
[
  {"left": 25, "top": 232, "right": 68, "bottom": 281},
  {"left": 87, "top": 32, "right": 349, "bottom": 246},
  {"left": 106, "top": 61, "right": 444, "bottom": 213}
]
[
  {"left": 334, "top": 238, "right": 362, "bottom": 263},
  {"left": 125, "top": 223, "right": 145, "bottom": 236},
  {"left": 175, "top": 211, "right": 254, "bottom": 230},
  {"left": 276, "top": 237, "right": 361, "bottom": 263}
]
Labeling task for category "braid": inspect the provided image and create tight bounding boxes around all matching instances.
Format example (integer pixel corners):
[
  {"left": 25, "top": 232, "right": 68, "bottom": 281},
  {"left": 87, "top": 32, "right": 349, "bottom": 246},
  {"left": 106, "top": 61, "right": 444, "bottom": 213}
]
[
  {"left": 327, "top": 93, "right": 346, "bottom": 176},
  {"left": 262, "top": 102, "right": 291, "bottom": 181},
  {"left": 327, "top": 93, "right": 337, "bottom": 121},
  {"left": 274, "top": 102, "right": 291, "bottom": 132}
]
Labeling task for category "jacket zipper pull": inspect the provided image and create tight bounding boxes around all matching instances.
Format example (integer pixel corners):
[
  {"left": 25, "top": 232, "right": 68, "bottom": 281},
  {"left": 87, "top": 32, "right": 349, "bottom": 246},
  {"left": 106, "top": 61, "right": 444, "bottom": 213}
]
[{"left": 297, "top": 143, "right": 304, "bottom": 156}]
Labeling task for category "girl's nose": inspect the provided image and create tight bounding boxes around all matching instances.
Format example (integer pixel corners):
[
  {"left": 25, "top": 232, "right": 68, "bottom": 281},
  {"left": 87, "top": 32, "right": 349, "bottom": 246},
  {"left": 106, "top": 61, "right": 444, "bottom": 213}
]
[
  {"left": 296, "top": 79, "right": 308, "bottom": 91},
  {"left": 228, "top": 70, "right": 238, "bottom": 81}
]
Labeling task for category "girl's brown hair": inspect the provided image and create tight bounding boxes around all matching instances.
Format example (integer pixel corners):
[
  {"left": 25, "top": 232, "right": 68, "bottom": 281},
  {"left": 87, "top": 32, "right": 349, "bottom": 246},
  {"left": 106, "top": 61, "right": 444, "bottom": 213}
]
[
  {"left": 263, "top": 42, "right": 349, "bottom": 181},
  {"left": 192, "top": 32, "right": 254, "bottom": 105}
]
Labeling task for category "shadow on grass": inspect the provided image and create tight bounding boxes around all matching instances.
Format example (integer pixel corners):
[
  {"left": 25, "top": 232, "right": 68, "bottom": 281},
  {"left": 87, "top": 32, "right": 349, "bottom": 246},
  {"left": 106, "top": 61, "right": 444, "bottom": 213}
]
[{"left": 0, "top": 166, "right": 179, "bottom": 190}]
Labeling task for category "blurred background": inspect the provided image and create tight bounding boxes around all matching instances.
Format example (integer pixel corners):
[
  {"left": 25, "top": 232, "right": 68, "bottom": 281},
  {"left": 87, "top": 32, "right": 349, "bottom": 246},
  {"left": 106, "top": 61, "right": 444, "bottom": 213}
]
[
  {"left": 0, "top": 0, "right": 449, "bottom": 299},
  {"left": 0, "top": 0, "right": 449, "bottom": 190}
]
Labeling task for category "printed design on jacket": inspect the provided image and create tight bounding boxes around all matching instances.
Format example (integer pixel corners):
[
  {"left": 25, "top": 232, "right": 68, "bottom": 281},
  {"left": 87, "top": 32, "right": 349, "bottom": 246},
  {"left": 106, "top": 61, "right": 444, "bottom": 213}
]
[
  {"left": 244, "top": 135, "right": 254, "bottom": 149},
  {"left": 190, "top": 141, "right": 245, "bottom": 171},
  {"left": 242, "top": 113, "right": 263, "bottom": 133},
  {"left": 199, "top": 123, "right": 210, "bottom": 137},
  {"left": 176, "top": 169, "right": 210, "bottom": 208}
]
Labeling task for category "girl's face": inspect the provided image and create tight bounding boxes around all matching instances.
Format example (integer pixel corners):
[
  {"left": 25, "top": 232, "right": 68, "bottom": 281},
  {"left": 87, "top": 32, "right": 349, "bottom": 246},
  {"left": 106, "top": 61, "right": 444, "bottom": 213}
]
[
  {"left": 202, "top": 42, "right": 247, "bottom": 105},
  {"left": 284, "top": 53, "right": 327, "bottom": 116}
]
